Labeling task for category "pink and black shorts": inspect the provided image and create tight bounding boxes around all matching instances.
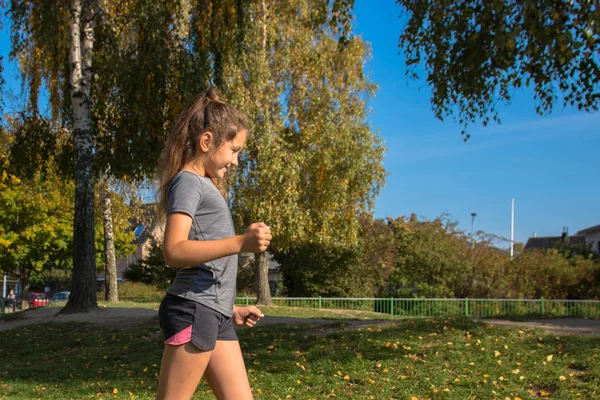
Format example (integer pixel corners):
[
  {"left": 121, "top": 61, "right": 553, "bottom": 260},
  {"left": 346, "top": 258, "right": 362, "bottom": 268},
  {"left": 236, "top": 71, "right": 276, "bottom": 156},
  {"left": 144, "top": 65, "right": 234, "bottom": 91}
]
[{"left": 158, "top": 293, "right": 237, "bottom": 351}]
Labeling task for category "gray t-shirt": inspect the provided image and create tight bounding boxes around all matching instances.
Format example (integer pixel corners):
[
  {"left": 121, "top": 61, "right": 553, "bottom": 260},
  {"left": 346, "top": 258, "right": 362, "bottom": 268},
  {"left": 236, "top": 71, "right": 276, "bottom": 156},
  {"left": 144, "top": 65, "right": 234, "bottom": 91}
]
[{"left": 166, "top": 171, "right": 237, "bottom": 317}]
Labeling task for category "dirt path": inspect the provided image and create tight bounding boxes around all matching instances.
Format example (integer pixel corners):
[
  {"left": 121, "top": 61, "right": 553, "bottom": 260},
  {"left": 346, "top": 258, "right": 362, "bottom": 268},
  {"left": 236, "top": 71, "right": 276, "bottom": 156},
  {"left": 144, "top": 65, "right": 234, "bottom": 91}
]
[
  {"left": 0, "top": 306, "right": 158, "bottom": 332},
  {"left": 475, "top": 318, "right": 600, "bottom": 336},
  {"left": 2, "top": 307, "right": 599, "bottom": 336}
]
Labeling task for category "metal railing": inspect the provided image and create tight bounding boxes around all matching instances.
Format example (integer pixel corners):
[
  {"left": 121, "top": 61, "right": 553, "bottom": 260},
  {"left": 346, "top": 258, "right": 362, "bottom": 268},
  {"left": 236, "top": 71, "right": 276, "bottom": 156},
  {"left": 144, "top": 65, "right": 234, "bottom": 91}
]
[
  {"left": 3, "top": 296, "right": 599, "bottom": 319},
  {"left": 234, "top": 297, "right": 600, "bottom": 318}
]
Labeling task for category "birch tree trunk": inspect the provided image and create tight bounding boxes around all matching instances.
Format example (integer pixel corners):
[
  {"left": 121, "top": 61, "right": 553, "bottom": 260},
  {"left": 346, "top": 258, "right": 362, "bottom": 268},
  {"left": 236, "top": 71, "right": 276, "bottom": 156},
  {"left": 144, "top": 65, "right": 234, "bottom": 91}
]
[
  {"left": 61, "top": 0, "right": 98, "bottom": 314},
  {"left": 101, "top": 180, "right": 118, "bottom": 303}
]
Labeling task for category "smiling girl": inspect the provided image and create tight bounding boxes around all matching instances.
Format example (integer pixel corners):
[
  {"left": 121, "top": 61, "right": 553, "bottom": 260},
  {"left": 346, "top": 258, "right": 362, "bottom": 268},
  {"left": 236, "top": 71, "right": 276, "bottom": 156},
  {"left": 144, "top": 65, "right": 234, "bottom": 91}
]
[{"left": 155, "top": 87, "right": 272, "bottom": 400}]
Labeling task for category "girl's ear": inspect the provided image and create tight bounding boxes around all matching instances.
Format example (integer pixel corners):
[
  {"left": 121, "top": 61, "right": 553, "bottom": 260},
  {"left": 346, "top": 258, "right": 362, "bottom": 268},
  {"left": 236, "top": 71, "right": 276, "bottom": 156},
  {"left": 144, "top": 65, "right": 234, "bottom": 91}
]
[{"left": 198, "top": 131, "right": 213, "bottom": 153}]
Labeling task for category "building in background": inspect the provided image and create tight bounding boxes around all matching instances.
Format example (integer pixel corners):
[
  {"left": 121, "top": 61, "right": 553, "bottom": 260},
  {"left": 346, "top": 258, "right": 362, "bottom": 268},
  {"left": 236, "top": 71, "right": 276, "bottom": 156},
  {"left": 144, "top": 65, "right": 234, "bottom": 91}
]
[{"left": 576, "top": 224, "right": 600, "bottom": 254}]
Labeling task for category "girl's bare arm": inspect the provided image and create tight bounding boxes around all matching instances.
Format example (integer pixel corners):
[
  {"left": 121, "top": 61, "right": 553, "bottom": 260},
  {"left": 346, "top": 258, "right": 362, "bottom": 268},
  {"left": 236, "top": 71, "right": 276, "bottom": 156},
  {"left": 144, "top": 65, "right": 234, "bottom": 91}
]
[{"left": 163, "top": 212, "right": 271, "bottom": 268}]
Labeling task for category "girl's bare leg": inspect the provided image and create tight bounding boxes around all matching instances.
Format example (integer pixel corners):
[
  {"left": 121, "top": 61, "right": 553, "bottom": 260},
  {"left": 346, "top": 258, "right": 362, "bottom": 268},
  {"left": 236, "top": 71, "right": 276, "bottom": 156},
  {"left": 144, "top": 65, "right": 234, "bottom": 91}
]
[
  {"left": 204, "top": 340, "right": 253, "bottom": 400},
  {"left": 155, "top": 342, "right": 212, "bottom": 400}
]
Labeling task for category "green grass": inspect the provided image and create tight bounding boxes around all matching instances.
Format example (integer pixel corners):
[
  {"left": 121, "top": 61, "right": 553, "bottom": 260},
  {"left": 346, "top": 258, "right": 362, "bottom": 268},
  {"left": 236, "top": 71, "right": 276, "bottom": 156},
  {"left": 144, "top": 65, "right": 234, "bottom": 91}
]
[{"left": 0, "top": 312, "right": 598, "bottom": 399}]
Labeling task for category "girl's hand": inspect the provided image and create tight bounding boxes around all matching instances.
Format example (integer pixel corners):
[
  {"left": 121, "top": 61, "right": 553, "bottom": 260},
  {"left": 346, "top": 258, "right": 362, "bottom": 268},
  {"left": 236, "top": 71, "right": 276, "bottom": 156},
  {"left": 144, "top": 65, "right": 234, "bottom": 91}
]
[
  {"left": 241, "top": 222, "right": 272, "bottom": 253},
  {"left": 233, "top": 305, "right": 264, "bottom": 328}
]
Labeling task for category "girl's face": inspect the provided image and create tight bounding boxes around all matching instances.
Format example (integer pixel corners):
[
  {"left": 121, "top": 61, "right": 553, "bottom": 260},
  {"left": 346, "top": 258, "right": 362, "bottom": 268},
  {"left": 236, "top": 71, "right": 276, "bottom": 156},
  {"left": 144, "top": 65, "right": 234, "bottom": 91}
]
[{"left": 203, "top": 129, "right": 247, "bottom": 179}]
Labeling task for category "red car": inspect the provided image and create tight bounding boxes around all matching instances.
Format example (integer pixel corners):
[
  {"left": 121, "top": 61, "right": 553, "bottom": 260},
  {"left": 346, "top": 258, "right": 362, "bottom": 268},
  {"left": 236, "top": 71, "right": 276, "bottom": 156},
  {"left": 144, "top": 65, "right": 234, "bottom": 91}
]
[{"left": 27, "top": 292, "right": 49, "bottom": 308}]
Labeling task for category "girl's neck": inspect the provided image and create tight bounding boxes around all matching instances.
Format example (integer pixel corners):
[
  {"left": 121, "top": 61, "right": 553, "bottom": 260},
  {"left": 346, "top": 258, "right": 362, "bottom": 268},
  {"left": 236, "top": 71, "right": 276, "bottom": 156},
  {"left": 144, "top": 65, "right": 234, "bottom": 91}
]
[{"left": 182, "top": 160, "right": 207, "bottom": 177}]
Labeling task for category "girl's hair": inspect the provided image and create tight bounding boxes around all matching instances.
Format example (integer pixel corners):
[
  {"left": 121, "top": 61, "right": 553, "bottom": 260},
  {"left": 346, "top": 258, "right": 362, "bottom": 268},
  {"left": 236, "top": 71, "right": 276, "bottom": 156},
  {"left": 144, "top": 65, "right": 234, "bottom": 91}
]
[{"left": 156, "top": 87, "right": 247, "bottom": 222}]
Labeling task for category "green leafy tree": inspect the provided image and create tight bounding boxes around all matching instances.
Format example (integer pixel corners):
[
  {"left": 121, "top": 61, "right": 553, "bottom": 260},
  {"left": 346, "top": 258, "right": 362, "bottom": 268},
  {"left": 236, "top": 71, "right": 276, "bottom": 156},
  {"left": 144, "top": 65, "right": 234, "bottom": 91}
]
[
  {"left": 7, "top": 1, "right": 385, "bottom": 309},
  {"left": 387, "top": 214, "right": 473, "bottom": 298},
  {"left": 0, "top": 170, "right": 74, "bottom": 308},
  {"left": 276, "top": 215, "right": 396, "bottom": 297},
  {"left": 222, "top": 1, "right": 386, "bottom": 304},
  {"left": 510, "top": 249, "right": 599, "bottom": 299},
  {"left": 7, "top": 0, "right": 202, "bottom": 311},
  {"left": 397, "top": 0, "right": 600, "bottom": 139}
]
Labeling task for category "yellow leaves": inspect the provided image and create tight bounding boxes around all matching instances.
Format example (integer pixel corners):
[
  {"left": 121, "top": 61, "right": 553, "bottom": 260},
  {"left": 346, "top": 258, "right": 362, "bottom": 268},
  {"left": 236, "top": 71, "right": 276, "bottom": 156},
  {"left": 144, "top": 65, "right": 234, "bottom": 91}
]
[
  {"left": 113, "top": 388, "right": 118, "bottom": 395},
  {"left": 559, "top": 376, "right": 566, "bottom": 381},
  {"left": 547, "top": 354, "right": 554, "bottom": 362},
  {"left": 343, "top": 375, "right": 350, "bottom": 380},
  {"left": 256, "top": 388, "right": 263, "bottom": 395},
  {"left": 540, "top": 390, "right": 551, "bottom": 397},
  {"left": 512, "top": 369, "right": 520, "bottom": 374},
  {"left": 494, "top": 350, "right": 501, "bottom": 357}
]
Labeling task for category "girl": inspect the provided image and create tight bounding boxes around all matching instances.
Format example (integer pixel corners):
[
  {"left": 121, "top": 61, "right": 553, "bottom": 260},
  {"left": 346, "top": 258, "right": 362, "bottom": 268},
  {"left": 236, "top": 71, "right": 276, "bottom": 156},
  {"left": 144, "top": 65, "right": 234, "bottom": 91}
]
[{"left": 155, "top": 87, "right": 272, "bottom": 400}]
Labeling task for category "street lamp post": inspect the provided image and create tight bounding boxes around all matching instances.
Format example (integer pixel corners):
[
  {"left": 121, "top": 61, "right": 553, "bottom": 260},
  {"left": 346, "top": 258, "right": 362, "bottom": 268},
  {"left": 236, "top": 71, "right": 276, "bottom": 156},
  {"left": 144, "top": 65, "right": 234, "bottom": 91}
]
[{"left": 471, "top": 212, "right": 477, "bottom": 248}]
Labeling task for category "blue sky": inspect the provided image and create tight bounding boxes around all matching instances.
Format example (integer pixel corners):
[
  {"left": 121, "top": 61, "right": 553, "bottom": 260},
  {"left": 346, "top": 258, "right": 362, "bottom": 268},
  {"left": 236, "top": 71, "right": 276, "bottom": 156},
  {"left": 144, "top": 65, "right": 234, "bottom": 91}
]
[
  {"left": 2, "top": 2, "right": 599, "bottom": 246},
  {"left": 353, "top": 1, "right": 600, "bottom": 245}
]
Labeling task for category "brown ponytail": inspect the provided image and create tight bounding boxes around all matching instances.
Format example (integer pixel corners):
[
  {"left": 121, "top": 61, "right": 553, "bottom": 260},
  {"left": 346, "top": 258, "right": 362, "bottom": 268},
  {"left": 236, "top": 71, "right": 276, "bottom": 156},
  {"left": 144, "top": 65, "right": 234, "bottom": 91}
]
[{"left": 156, "top": 87, "right": 247, "bottom": 223}]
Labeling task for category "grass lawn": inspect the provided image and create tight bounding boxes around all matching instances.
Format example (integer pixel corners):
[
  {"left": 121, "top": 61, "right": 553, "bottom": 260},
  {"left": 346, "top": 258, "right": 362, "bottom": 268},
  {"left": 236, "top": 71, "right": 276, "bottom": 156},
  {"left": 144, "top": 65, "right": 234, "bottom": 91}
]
[{"left": 0, "top": 311, "right": 598, "bottom": 399}]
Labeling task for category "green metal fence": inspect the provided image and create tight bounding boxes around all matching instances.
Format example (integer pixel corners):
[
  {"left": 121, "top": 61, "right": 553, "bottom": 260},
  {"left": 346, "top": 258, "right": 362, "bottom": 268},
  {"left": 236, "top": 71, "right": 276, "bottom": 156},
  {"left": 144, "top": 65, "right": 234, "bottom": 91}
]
[
  {"left": 234, "top": 297, "right": 600, "bottom": 318},
  {"left": 3, "top": 296, "right": 599, "bottom": 318}
]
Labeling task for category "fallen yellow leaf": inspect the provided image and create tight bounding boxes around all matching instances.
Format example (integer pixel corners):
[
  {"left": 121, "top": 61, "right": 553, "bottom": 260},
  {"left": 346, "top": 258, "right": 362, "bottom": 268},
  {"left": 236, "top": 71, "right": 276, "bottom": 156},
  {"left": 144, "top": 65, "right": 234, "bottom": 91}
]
[
  {"left": 547, "top": 355, "right": 553, "bottom": 362},
  {"left": 113, "top": 388, "right": 118, "bottom": 395}
]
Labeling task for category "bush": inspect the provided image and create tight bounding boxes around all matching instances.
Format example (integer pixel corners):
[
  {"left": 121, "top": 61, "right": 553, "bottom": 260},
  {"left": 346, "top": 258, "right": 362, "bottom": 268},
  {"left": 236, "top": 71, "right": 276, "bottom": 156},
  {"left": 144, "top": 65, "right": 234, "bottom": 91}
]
[{"left": 118, "top": 282, "right": 163, "bottom": 300}]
